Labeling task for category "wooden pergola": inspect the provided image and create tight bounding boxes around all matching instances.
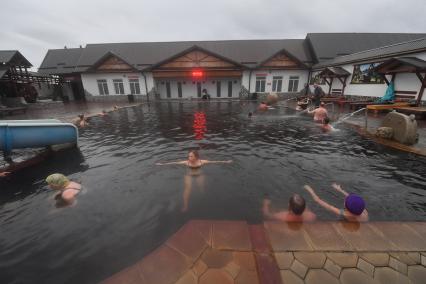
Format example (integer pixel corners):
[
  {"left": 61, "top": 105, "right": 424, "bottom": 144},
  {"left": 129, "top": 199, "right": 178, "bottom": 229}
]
[
  {"left": 374, "top": 57, "right": 426, "bottom": 106},
  {"left": 318, "top": 67, "right": 351, "bottom": 95}
]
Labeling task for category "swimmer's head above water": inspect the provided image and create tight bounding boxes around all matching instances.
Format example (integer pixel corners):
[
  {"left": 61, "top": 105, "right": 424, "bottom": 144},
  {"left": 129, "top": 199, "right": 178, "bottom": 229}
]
[
  {"left": 289, "top": 194, "right": 306, "bottom": 215},
  {"left": 188, "top": 150, "right": 200, "bottom": 162},
  {"left": 46, "top": 173, "right": 70, "bottom": 190},
  {"left": 344, "top": 194, "right": 365, "bottom": 215}
]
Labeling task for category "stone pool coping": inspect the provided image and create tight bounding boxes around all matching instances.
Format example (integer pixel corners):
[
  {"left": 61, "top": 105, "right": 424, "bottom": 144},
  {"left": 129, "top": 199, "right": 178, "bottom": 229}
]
[{"left": 100, "top": 220, "right": 426, "bottom": 284}]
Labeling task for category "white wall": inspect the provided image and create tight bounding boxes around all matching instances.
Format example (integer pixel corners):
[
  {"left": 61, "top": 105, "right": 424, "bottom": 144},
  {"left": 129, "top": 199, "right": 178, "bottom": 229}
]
[
  {"left": 311, "top": 51, "right": 426, "bottom": 101},
  {"left": 156, "top": 78, "right": 242, "bottom": 99},
  {"left": 248, "top": 70, "right": 309, "bottom": 93},
  {"left": 81, "top": 72, "right": 149, "bottom": 96}
]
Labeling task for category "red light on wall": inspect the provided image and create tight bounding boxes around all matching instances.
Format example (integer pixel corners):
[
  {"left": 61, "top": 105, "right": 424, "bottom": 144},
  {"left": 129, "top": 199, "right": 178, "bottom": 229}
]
[{"left": 192, "top": 71, "right": 203, "bottom": 77}]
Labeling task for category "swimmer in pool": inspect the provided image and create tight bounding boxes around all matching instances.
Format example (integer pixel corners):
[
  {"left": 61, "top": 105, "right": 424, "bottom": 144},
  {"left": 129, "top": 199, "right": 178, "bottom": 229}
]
[
  {"left": 321, "top": 117, "right": 334, "bottom": 132},
  {"left": 258, "top": 101, "right": 268, "bottom": 111},
  {"left": 263, "top": 194, "right": 316, "bottom": 222},
  {"left": 72, "top": 114, "right": 88, "bottom": 128},
  {"left": 98, "top": 110, "right": 108, "bottom": 116},
  {"left": 307, "top": 102, "right": 328, "bottom": 122},
  {"left": 46, "top": 173, "right": 81, "bottom": 205},
  {"left": 156, "top": 150, "right": 232, "bottom": 211},
  {"left": 0, "top": 171, "right": 10, "bottom": 177},
  {"left": 304, "top": 183, "right": 368, "bottom": 222}
]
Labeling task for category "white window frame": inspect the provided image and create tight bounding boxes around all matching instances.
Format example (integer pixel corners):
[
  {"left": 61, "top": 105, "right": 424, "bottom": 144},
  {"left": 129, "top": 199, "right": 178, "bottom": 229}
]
[
  {"left": 288, "top": 76, "right": 299, "bottom": 92},
  {"left": 272, "top": 76, "right": 283, "bottom": 92},
  {"left": 129, "top": 79, "right": 141, "bottom": 94},
  {"left": 113, "top": 79, "right": 125, "bottom": 95},
  {"left": 97, "top": 79, "right": 109, "bottom": 95},
  {"left": 255, "top": 76, "right": 266, "bottom": 92}
]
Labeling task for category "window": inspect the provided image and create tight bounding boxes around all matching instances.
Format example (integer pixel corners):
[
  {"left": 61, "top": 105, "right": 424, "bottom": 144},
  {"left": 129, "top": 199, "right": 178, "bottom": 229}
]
[
  {"left": 197, "top": 82, "right": 202, "bottom": 97},
  {"left": 228, "top": 81, "right": 232, "bottom": 97},
  {"left": 166, "top": 82, "right": 171, "bottom": 98},
  {"left": 217, "top": 81, "right": 221, "bottom": 97},
  {"left": 255, "top": 76, "right": 266, "bottom": 92},
  {"left": 272, "top": 76, "right": 283, "bottom": 92},
  {"left": 113, "top": 79, "right": 125, "bottom": 94},
  {"left": 177, "top": 82, "right": 182, "bottom": 98},
  {"left": 129, "top": 79, "right": 141, "bottom": 94},
  {"left": 97, "top": 79, "right": 109, "bottom": 95},
  {"left": 288, "top": 76, "right": 299, "bottom": 92}
]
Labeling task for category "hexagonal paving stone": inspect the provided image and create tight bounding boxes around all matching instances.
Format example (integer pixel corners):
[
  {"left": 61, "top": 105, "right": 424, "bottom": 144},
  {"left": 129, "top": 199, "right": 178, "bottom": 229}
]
[
  {"left": 339, "top": 268, "right": 378, "bottom": 284},
  {"left": 374, "top": 267, "right": 410, "bottom": 284},
  {"left": 407, "top": 265, "right": 426, "bottom": 284},
  {"left": 290, "top": 259, "right": 308, "bottom": 279},
  {"left": 359, "top": 253, "right": 389, "bottom": 267},
  {"left": 389, "top": 253, "right": 417, "bottom": 265},
  {"left": 326, "top": 252, "right": 358, "bottom": 268},
  {"left": 294, "top": 252, "right": 326, "bottom": 268},
  {"left": 280, "top": 270, "right": 304, "bottom": 284},
  {"left": 199, "top": 269, "right": 234, "bottom": 284},
  {"left": 192, "top": 259, "right": 208, "bottom": 277},
  {"left": 324, "top": 259, "right": 342, "bottom": 278},
  {"left": 224, "top": 261, "right": 241, "bottom": 279},
  {"left": 201, "top": 248, "right": 233, "bottom": 269},
  {"left": 407, "top": 252, "right": 421, "bottom": 264},
  {"left": 357, "top": 258, "right": 375, "bottom": 278},
  {"left": 212, "top": 221, "right": 252, "bottom": 251},
  {"left": 235, "top": 269, "right": 260, "bottom": 284},
  {"left": 422, "top": 254, "right": 426, "bottom": 266},
  {"left": 175, "top": 271, "right": 197, "bottom": 284},
  {"left": 305, "top": 269, "right": 340, "bottom": 284},
  {"left": 275, "top": 252, "right": 294, "bottom": 269},
  {"left": 233, "top": 252, "right": 256, "bottom": 271},
  {"left": 389, "top": 256, "right": 408, "bottom": 275}
]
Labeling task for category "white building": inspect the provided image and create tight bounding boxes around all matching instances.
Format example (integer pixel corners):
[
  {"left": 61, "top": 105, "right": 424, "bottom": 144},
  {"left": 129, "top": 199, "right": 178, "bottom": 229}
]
[{"left": 38, "top": 33, "right": 426, "bottom": 103}]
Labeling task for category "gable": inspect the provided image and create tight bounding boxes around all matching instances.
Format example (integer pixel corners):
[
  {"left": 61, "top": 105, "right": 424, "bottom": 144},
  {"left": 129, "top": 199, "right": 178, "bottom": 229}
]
[
  {"left": 261, "top": 52, "right": 300, "bottom": 68},
  {"left": 96, "top": 55, "right": 134, "bottom": 72},
  {"left": 157, "top": 50, "right": 237, "bottom": 69}
]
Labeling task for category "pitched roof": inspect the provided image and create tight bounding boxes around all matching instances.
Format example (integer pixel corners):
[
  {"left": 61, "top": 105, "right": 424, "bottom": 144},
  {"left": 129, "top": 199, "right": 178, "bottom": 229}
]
[
  {"left": 39, "top": 39, "right": 312, "bottom": 74},
  {"left": 319, "top": 67, "right": 351, "bottom": 77},
  {"left": 0, "top": 50, "right": 32, "bottom": 67},
  {"left": 0, "top": 67, "right": 8, "bottom": 79},
  {"left": 38, "top": 48, "right": 84, "bottom": 74},
  {"left": 374, "top": 57, "right": 426, "bottom": 74},
  {"left": 307, "top": 33, "right": 426, "bottom": 63},
  {"left": 313, "top": 37, "right": 426, "bottom": 69}
]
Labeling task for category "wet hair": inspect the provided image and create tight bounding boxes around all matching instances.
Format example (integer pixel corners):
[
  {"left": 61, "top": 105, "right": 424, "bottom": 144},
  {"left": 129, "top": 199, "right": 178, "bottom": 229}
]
[
  {"left": 288, "top": 194, "right": 306, "bottom": 215},
  {"left": 78, "top": 114, "right": 84, "bottom": 119},
  {"left": 320, "top": 101, "right": 325, "bottom": 106},
  {"left": 188, "top": 150, "right": 199, "bottom": 159},
  {"left": 248, "top": 112, "right": 253, "bottom": 117},
  {"left": 323, "top": 117, "right": 330, "bottom": 124}
]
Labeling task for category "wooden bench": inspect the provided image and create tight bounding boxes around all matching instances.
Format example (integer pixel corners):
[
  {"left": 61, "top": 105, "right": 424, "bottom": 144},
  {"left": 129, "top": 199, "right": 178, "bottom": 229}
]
[
  {"left": 394, "top": 91, "right": 417, "bottom": 102},
  {"left": 331, "top": 88, "right": 343, "bottom": 95}
]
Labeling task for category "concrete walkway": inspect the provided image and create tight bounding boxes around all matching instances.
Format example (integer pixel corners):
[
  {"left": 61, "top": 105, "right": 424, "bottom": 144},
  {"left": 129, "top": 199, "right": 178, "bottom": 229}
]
[{"left": 100, "top": 220, "right": 426, "bottom": 284}]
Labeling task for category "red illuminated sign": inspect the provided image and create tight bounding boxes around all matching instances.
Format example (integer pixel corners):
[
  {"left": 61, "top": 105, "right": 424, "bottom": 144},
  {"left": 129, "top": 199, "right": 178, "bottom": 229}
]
[{"left": 192, "top": 71, "right": 204, "bottom": 77}]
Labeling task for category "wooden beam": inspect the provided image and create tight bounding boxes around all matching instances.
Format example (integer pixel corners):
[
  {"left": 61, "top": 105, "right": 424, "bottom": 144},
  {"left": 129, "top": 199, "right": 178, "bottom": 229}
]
[
  {"left": 416, "top": 75, "right": 426, "bottom": 106},
  {"left": 341, "top": 76, "right": 348, "bottom": 96}
]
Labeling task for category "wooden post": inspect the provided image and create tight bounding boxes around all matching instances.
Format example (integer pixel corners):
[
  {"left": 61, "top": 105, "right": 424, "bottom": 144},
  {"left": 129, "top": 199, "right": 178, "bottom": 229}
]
[{"left": 415, "top": 72, "right": 426, "bottom": 106}]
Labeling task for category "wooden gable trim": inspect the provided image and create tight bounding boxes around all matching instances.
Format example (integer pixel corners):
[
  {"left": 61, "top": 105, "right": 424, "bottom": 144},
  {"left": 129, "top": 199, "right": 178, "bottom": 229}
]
[
  {"left": 89, "top": 52, "right": 138, "bottom": 73},
  {"left": 258, "top": 48, "right": 307, "bottom": 69}
]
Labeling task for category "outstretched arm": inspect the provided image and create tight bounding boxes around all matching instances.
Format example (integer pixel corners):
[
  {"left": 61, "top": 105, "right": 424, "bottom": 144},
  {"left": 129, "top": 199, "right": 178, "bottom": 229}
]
[
  {"left": 304, "top": 185, "right": 341, "bottom": 216},
  {"left": 0, "top": 171, "right": 10, "bottom": 177},
  {"left": 201, "top": 159, "right": 232, "bottom": 165},
  {"left": 332, "top": 183, "right": 349, "bottom": 197},
  {"left": 156, "top": 161, "right": 187, "bottom": 166}
]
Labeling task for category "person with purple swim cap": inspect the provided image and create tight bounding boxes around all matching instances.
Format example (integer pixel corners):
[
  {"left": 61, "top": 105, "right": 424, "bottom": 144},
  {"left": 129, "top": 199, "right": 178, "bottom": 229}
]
[{"left": 304, "top": 183, "right": 369, "bottom": 222}]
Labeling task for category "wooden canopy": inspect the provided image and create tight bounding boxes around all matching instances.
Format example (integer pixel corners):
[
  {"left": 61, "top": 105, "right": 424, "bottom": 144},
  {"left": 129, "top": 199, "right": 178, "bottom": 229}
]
[
  {"left": 318, "top": 67, "right": 351, "bottom": 95},
  {"left": 374, "top": 57, "right": 426, "bottom": 105}
]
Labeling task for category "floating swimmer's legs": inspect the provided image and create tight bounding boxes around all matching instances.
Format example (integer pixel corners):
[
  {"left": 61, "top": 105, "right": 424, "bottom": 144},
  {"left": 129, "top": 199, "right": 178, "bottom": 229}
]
[{"left": 182, "top": 174, "right": 192, "bottom": 212}]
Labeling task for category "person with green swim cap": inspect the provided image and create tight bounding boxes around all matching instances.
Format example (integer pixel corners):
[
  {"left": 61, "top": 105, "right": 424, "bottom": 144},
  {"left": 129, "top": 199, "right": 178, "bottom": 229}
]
[{"left": 46, "top": 173, "right": 81, "bottom": 205}]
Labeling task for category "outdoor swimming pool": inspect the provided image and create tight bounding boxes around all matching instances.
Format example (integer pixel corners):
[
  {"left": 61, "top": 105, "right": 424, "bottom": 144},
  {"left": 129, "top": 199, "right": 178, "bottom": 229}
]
[{"left": 1, "top": 101, "right": 426, "bottom": 284}]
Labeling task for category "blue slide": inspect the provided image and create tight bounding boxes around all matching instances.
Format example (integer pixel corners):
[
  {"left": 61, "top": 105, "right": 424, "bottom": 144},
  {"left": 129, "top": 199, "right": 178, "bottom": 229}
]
[{"left": 0, "top": 119, "right": 78, "bottom": 155}]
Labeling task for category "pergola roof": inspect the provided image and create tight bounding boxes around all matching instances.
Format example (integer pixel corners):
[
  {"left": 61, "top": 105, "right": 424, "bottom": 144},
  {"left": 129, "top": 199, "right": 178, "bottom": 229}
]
[
  {"left": 374, "top": 57, "right": 426, "bottom": 74},
  {"left": 0, "top": 50, "right": 32, "bottom": 67},
  {"left": 319, "top": 66, "right": 351, "bottom": 77}
]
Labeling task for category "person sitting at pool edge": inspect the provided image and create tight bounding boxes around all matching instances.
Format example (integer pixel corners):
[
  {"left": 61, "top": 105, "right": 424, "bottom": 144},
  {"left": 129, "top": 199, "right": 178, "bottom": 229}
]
[
  {"left": 46, "top": 173, "right": 81, "bottom": 205},
  {"left": 304, "top": 183, "right": 368, "bottom": 222},
  {"left": 308, "top": 101, "right": 328, "bottom": 122},
  {"left": 156, "top": 150, "right": 232, "bottom": 168},
  {"left": 263, "top": 194, "right": 316, "bottom": 222}
]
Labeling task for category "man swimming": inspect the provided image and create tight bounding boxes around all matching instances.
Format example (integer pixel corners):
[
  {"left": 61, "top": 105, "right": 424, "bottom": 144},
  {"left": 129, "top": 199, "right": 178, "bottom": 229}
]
[
  {"left": 156, "top": 150, "right": 232, "bottom": 168},
  {"left": 304, "top": 183, "right": 368, "bottom": 222},
  {"left": 258, "top": 102, "right": 269, "bottom": 111},
  {"left": 308, "top": 102, "right": 328, "bottom": 122},
  {"left": 321, "top": 117, "right": 333, "bottom": 132},
  {"left": 262, "top": 194, "right": 316, "bottom": 222}
]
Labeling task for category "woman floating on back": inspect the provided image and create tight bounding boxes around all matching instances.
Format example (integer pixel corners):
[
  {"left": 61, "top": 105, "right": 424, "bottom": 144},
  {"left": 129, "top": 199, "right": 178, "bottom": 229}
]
[{"left": 156, "top": 150, "right": 232, "bottom": 168}]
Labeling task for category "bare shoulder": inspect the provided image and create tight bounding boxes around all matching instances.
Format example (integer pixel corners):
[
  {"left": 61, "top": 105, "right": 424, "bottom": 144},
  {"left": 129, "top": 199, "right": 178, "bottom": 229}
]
[
  {"left": 67, "top": 181, "right": 81, "bottom": 190},
  {"left": 303, "top": 210, "right": 317, "bottom": 222}
]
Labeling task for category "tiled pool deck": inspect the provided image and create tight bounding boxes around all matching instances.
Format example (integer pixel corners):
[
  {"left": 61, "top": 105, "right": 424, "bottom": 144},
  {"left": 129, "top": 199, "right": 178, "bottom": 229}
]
[{"left": 101, "top": 220, "right": 426, "bottom": 284}]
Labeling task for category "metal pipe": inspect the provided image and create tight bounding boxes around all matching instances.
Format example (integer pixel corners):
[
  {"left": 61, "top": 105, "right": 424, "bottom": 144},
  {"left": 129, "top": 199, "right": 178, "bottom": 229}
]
[{"left": 365, "top": 108, "right": 368, "bottom": 130}]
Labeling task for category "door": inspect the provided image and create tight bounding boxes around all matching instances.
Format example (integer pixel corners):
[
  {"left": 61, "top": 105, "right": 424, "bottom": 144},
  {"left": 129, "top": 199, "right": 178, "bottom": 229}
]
[
  {"left": 216, "top": 81, "right": 221, "bottom": 97},
  {"left": 197, "top": 82, "right": 202, "bottom": 98},
  {"left": 228, "top": 81, "right": 232, "bottom": 97},
  {"left": 177, "top": 82, "right": 182, "bottom": 98}
]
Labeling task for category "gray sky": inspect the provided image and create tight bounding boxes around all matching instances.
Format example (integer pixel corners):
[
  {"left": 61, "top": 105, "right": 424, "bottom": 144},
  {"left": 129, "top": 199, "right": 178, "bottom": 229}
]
[{"left": 1, "top": 0, "right": 425, "bottom": 69}]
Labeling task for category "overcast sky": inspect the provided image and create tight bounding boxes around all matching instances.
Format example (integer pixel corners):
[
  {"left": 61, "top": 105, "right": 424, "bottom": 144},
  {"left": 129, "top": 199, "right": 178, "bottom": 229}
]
[{"left": 1, "top": 0, "right": 425, "bottom": 69}]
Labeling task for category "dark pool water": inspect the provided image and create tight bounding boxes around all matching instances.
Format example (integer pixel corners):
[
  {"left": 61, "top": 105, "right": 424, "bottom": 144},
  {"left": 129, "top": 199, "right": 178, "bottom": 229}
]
[{"left": 1, "top": 102, "right": 426, "bottom": 284}]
